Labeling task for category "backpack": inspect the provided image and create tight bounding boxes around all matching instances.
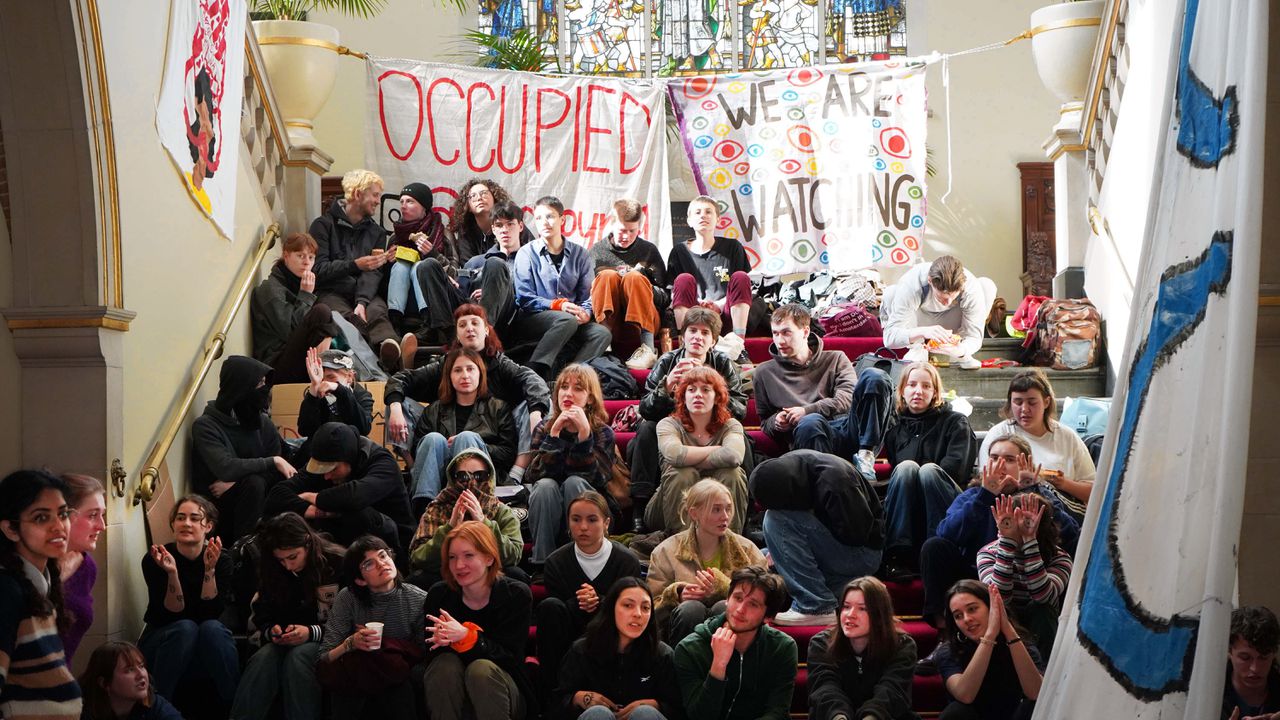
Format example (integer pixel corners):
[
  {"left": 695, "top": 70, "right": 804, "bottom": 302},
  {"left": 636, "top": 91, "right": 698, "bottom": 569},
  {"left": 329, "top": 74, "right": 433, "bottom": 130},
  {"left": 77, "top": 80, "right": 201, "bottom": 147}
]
[
  {"left": 586, "top": 355, "right": 640, "bottom": 400},
  {"left": 1059, "top": 396, "right": 1111, "bottom": 438},
  {"left": 610, "top": 404, "right": 640, "bottom": 433},
  {"left": 1024, "top": 299, "right": 1102, "bottom": 370},
  {"left": 1011, "top": 295, "right": 1051, "bottom": 335},
  {"left": 818, "top": 303, "right": 883, "bottom": 338}
]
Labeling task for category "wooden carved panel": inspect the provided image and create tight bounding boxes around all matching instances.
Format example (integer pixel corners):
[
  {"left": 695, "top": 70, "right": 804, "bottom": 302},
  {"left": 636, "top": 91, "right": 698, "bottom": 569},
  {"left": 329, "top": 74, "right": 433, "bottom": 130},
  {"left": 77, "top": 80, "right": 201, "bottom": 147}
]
[{"left": 1017, "top": 162, "right": 1055, "bottom": 297}]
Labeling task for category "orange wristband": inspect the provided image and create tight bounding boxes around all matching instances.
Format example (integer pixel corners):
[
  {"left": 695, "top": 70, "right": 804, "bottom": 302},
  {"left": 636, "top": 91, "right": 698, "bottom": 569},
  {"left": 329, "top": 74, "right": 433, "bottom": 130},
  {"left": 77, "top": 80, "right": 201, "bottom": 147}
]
[
  {"left": 551, "top": 298, "right": 567, "bottom": 311},
  {"left": 452, "top": 622, "right": 481, "bottom": 653}
]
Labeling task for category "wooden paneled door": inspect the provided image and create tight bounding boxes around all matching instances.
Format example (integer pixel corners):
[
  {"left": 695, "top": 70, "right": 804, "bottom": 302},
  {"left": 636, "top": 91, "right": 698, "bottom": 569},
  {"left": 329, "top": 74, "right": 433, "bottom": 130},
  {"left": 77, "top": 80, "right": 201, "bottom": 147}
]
[{"left": 1018, "top": 162, "right": 1056, "bottom": 297}]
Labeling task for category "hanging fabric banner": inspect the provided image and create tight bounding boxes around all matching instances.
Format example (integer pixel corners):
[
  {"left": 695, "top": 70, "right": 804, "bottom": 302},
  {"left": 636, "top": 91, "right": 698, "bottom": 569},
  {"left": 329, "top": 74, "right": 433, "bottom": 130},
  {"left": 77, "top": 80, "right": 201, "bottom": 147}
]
[
  {"left": 366, "top": 57, "right": 670, "bottom": 251},
  {"left": 1036, "top": 0, "right": 1266, "bottom": 717},
  {"left": 668, "top": 58, "right": 930, "bottom": 274},
  {"left": 155, "top": 0, "right": 247, "bottom": 240}
]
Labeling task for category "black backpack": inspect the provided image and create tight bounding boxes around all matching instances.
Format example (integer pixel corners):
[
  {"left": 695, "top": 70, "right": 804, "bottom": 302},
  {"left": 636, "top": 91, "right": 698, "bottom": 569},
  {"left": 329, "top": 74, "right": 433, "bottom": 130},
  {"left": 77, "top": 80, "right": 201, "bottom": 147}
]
[{"left": 586, "top": 356, "right": 639, "bottom": 400}]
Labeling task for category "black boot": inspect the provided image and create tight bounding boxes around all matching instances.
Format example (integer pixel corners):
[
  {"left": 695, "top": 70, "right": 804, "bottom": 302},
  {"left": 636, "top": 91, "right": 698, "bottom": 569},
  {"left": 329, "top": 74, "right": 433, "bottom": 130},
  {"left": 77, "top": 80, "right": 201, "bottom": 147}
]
[{"left": 632, "top": 497, "right": 649, "bottom": 534}]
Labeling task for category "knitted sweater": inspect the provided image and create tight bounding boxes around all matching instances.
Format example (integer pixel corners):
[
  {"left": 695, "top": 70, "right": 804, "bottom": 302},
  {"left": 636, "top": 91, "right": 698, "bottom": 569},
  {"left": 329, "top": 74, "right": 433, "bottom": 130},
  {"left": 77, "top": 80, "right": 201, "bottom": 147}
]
[
  {"left": 976, "top": 536, "right": 1072, "bottom": 608},
  {"left": 0, "top": 573, "right": 81, "bottom": 720},
  {"left": 319, "top": 582, "right": 428, "bottom": 655}
]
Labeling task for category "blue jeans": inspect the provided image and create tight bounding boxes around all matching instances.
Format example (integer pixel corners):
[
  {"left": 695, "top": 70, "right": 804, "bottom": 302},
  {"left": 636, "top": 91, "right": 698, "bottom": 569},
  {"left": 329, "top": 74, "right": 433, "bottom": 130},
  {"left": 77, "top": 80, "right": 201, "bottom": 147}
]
[
  {"left": 387, "top": 260, "right": 427, "bottom": 314},
  {"left": 580, "top": 705, "right": 667, "bottom": 720},
  {"left": 763, "top": 509, "right": 883, "bottom": 614},
  {"left": 790, "top": 367, "right": 894, "bottom": 458},
  {"left": 529, "top": 475, "right": 594, "bottom": 563},
  {"left": 513, "top": 401, "right": 531, "bottom": 454},
  {"left": 138, "top": 619, "right": 240, "bottom": 707},
  {"left": 883, "top": 460, "right": 961, "bottom": 558},
  {"left": 229, "top": 641, "right": 321, "bottom": 720},
  {"left": 410, "top": 431, "right": 489, "bottom": 501}
]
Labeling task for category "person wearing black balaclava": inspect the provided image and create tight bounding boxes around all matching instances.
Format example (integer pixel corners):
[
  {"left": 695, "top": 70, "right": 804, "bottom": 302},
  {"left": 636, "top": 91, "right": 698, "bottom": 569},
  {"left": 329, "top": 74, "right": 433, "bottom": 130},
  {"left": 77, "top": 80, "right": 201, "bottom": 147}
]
[{"left": 191, "top": 355, "right": 298, "bottom": 544}]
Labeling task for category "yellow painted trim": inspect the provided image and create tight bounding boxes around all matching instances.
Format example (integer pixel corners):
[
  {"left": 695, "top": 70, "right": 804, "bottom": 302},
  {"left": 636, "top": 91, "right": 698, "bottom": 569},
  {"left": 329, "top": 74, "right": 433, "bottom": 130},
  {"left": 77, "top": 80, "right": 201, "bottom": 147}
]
[
  {"left": 6, "top": 316, "right": 131, "bottom": 332},
  {"left": 1083, "top": 1, "right": 1126, "bottom": 150},
  {"left": 74, "top": 0, "right": 124, "bottom": 309},
  {"left": 1060, "top": 102, "right": 1085, "bottom": 115},
  {"left": 285, "top": 120, "right": 313, "bottom": 129},
  {"left": 1048, "top": 143, "right": 1088, "bottom": 160},
  {"left": 256, "top": 35, "right": 340, "bottom": 52},
  {"left": 1029, "top": 16, "right": 1102, "bottom": 37}
]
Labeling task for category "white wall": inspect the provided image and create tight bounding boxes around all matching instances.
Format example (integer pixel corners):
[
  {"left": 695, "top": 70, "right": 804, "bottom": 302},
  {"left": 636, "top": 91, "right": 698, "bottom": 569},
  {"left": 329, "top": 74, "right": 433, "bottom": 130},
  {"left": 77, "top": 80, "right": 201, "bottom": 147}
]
[
  {"left": 310, "top": 5, "right": 475, "bottom": 173},
  {"left": 917, "top": 0, "right": 1063, "bottom": 301},
  {"left": 90, "top": 6, "right": 278, "bottom": 638}
]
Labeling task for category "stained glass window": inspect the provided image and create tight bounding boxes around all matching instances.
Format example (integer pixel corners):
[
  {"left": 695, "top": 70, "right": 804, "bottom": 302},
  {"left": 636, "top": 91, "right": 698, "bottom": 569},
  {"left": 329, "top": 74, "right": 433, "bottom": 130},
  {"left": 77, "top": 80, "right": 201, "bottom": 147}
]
[{"left": 478, "top": 0, "right": 905, "bottom": 75}]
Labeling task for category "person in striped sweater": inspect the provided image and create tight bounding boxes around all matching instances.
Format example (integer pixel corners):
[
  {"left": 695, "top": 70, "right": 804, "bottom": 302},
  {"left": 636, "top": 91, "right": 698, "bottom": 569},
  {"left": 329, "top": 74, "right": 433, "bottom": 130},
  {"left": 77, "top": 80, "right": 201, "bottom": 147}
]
[
  {"left": 0, "top": 470, "right": 81, "bottom": 720},
  {"left": 975, "top": 494, "right": 1072, "bottom": 661}
]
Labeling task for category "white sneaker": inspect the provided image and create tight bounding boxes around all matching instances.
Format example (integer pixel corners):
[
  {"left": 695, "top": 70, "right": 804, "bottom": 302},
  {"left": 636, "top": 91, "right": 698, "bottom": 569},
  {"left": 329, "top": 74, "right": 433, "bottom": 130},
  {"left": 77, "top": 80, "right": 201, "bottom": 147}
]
[
  {"left": 956, "top": 355, "right": 982, "bottom": 370},
  {"left": 625, "top": 344, "right": 658, "bottom": 370},
  {"left": 772, "top": 608, "right": 837, "bottom": 627}
]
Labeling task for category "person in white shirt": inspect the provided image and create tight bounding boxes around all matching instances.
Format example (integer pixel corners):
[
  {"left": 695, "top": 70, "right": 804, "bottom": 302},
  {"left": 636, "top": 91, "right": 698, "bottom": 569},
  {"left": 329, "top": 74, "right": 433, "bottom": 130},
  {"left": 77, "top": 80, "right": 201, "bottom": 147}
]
[{"left": 880, "top": 256, "right": 997, "bottom": 370}]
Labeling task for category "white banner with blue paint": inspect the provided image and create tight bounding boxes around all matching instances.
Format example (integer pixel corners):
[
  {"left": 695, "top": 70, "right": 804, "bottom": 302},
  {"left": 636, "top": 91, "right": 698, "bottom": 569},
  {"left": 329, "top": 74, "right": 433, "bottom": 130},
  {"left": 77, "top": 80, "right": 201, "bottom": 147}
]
[{"left": 1035, "top": 0, "right": 1266, "bottom": 717}]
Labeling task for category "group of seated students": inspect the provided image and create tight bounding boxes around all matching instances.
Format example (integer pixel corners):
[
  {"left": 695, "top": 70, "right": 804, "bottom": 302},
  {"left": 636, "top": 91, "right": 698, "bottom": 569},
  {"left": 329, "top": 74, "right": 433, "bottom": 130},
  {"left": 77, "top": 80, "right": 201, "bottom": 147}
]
[{"left": 5, "top": 173, "right": 1275, "bottom": 720}]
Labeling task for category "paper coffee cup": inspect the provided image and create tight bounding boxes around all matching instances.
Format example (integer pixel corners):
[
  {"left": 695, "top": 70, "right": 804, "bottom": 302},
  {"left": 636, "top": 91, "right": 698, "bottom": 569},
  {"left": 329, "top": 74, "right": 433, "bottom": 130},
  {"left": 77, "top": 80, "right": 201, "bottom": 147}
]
[{"left": 365, "top": 622, "right": 384, "bottom": 649}]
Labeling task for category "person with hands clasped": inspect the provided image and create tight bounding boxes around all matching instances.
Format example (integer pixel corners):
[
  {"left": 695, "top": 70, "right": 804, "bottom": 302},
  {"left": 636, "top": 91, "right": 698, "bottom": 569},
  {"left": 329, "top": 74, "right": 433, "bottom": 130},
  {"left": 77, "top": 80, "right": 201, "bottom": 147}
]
[
  {"left": 527, "top": 364, "right": 616, "bottom": 565},
  {"left": 919, "top": 436, "right": 1079, "bottom": 631},
  {"left": 647, "top": 480, "right": 764, "bottom": 644},
  {"left": 407, "top": 448, "right": 525, "bottom": 589},
  {"left": 422, "top": 521, "right": 535, "bottom": 720},
  {"left": 318, "top": 536, "right": 427, "bottom": 720},
  {"left": 230, "top": 513, "right": 344, "bottom": 720},
  {"left": 555, "top": 577, "right": 683, "bottom": 720},
  {"left": 806, "top": 577, "right": 920, "bottom": 720},
  {"left": 672, "top": 566, "right": 797, "bottom": 720},
  {"left": 976, "top": 495, "right": 1071, "bottom": 660},
  {"left": 538, "top": 493, "right": 643, "bottom": 691},
  {"left": 297, "top": 348, "right": 374, "bottom": 437},
  {"left": 933, "top": 580, "right": 1043, "bottom": 720},
  {"left": 137, "top": 495, "right": 239, "bottom": 714}
]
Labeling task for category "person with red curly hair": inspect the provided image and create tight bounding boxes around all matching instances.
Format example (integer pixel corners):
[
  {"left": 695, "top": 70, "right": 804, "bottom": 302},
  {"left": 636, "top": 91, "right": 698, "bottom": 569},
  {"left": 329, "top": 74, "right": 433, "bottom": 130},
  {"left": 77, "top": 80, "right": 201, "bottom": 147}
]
[{"left": 646, "top": 366, "right": 748, "bottom": 535}]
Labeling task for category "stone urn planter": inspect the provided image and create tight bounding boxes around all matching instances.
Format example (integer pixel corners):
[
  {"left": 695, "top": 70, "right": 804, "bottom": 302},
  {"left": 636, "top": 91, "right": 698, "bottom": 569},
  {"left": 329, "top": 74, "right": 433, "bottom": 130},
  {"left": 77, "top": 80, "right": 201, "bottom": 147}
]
[
  {"left": 1029, "top": 1, "right": 1106, "bottom": 103},
  {"left": 252, "top": 19, "right": 340, "bottom": 147}
]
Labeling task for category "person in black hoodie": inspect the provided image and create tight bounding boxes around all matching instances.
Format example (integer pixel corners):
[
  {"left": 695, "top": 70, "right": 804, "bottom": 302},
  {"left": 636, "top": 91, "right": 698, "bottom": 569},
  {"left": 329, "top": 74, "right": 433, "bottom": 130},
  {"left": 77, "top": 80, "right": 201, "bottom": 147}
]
[
  {"left": 191, "top": 355, "right": 296, "bottom": 544},
  {"left": 752, "top": 450, "right": 885, "bottom": 627},
  {"left": 229, "top": 512, "right": 345, "bottom": 720},
  {"left": 265, "top": 422, "right": 414, "bottom": 557},
  {"left": 309, "top": 169, "right": 401, "bottom": 372},
  {"left": 807, "top": 576, "right": 919, "bottom": 720},
  {"left": 879, "top": 362, "right": 977, "bottom": 579},
  {"left": 250, "top": 232, "right": 341, "bottom": 383},
  {"left": 554, "top": 577, "right": 683, "bottom": 720}
]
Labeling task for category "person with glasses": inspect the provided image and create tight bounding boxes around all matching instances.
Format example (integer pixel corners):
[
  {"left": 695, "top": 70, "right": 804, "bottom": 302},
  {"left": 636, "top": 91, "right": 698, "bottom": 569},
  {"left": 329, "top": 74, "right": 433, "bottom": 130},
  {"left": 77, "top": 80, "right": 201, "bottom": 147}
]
[
  {"left": 408, "top": 448, "right": 525, "bottom": 590},
  {"left": 137, "top": 495, "right": 239, "bottom": 716},
  {"left": 57, "top": 473, "right": 107, "bottom": 661},
  {"left": 447, "top": 179, "right": 533, "bottom": 270},
  {"left": 0, "top": 469, "right": 81, "bottom": 719},
  {"left": 318, "top": 536, "right": 428, "bottom": 720}
]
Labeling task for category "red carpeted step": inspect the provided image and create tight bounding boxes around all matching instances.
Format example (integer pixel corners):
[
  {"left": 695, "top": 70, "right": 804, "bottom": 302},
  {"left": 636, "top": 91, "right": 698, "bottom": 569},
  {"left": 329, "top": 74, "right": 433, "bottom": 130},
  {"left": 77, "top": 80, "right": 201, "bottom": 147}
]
[{"left": 743, "top": 336, "right": 887, "bottom": 364}]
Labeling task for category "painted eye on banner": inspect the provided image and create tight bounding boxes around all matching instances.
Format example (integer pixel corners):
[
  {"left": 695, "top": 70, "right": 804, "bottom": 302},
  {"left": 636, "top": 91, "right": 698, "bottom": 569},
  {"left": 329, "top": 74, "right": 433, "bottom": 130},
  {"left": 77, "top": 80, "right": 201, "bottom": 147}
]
[
  {"left": 819, "top": 233, "right": 833, "bottom": 247},
  {"left": 782, "top": 89, "right": 799, "bottom": 102},
  {"left": 877, "top": 231, "right": 897, "bottom": 247},
  {"left": 714, "top": 123, "right": 732, "bottom": 137},
  {"left": 819, "top": 250, "right": 829, "bottom": 264},
  {"left": 759, "top": 126, "right": 777, "bottom": 140},
  {"left": 903, "top": 235, "right": 920, "bottom": 251},
  {"left": 751, "top": 168, "right": 767, "bottom": 182},
  {"left": 788, "top": 125, "right": 816, "bottom": 152},
  {"left": 683, "top": 77, "right": 717, "bottom": 99},
  {"left": 733, "top": 161, "right": 751, "bottom": 176},
  {"left": 694, "top": 135, "right": 714, "bottom": 149},
  {"left": 873, "top": 158, "right": 887, "bottom": 171},
  {"left": 713, "top": 140, "right": 745, "bottom": 163},
  {"left": 725, "top": 228, "right": 739, "bottom": 239},
  {"left": 879, "top": 127, "right": 911, "bottom": 158},
  {"left": 744, "top": 246, "right": 762, "bottom": 269},
  {"left": 890, "top": 247, "right": 911, "bottom": 264},
  {"left": 778, "top": 158, "right": 802, "bottom": 175},
  {"left": 788, "top": 68, "right": 824, "bottom": 87},
  {"left": 765, "top": 257, "right": 785, "bottom": 273},
  {"left": 708, "top": 168, "right": 733, "bottom": 189},
  {"left": 791, "top": 239, "right": 816, "bottom": 262},
  {"left": 727, "top": 81, "right": 747, "bottom": 94},
  {"left": 766, "top": 237, "right": 784, "bottom": 255},
  {"left": 870, "top": 245, "right": 884, "bottom": 263},
  {"left": 787, "top": 107, "right": 806, "bottom": 121},
  {"left": 738, "top": 183, "right": 753, "bottom": 195},
  {"left": 701, "top": 100, "right": 719, "bottom": 112},
  {"left": 691, "top": 116, "right": 710, "bottom": 130},
  {"left": 716, "top": 216, "right": 733, "bottom": 230},
  {"left": 746, "top": 144, "right": 764, "bottom": 158},
  {"left": 911, "top": 215, "right": 924, "bottom": 228},
  {"left": 806, "top": 158, "right": 820, "bottom": 175}
]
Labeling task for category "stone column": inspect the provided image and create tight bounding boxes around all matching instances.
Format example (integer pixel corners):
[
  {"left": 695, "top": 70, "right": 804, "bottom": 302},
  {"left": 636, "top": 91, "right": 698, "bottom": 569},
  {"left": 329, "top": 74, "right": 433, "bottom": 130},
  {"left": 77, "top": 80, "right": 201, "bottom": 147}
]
[{"left": 1043, "top": 102, "right": 1090, "bottom": 299}]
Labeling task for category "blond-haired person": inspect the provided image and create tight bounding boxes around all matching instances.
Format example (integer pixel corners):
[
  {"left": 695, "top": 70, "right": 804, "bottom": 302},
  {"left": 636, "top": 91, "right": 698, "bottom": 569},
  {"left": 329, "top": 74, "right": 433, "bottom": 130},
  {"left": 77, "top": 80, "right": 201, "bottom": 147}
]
[{"left": 309, "top": 168, "right": 402, "bottom": 373}]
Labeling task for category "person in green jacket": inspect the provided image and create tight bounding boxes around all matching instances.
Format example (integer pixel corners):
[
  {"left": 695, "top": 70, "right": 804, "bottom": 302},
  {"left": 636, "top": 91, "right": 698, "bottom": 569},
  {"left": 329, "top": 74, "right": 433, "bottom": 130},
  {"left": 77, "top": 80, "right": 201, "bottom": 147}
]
[
  {"left": 407, "top": 448, "right": 524, "bottom": 589},
  {"left": 672, "top": 566, "right": 797, "bottom": 720}
]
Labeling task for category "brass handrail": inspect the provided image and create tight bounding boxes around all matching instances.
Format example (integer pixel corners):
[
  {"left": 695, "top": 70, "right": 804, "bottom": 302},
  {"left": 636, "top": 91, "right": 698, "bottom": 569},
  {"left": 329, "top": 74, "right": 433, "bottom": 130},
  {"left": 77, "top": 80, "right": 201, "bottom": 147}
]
[{"left": 132, "top": 223, "right": 282, "bottom": 505}]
